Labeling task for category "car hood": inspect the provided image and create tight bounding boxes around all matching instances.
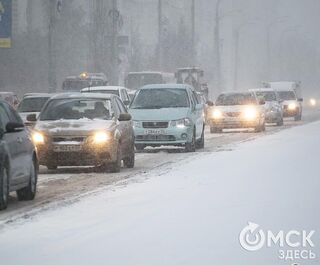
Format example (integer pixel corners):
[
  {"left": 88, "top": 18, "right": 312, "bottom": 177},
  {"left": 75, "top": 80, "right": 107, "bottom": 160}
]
[
  {"left": 129, "top": 108, "right": 190, "bottom": 121},
  {"left": 35, "top": 119, "right": 115, "bottom": 136},
  {"left": 19, "top": 112, "right": 40, "bottom": 122}
]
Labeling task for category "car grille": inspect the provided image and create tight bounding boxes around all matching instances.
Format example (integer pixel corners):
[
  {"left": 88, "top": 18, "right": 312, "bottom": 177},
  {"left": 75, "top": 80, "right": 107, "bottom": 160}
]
[
  {"left": 226, "top": 112, "right": 241, "bottom": 117},
  {"left": 142, "top": 122, "right": 169, "bottom": 128},
  {"left": 52, "top": 136, "right": 86, "bottom": 143},
  {"left": 136, "top": 135, "right": 176, "bottom": 141}
]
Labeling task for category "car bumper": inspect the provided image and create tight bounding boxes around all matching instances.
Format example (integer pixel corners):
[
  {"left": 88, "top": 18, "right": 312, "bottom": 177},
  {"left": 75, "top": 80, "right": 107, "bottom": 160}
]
[
  {"left": 36, "top": 142, "right": 118, "bottom": 166},
  {"left": 265, "top": 111, "right": 281, "bottom": 123},
  {"left": 209, "top": 118, "right": 261, "bottom": 129},
  {"left": 134, "top": 126, "right": 193, "bottom": 146},
  {"left": 283, "top": 108, "right": 300, "bottom": 117}
]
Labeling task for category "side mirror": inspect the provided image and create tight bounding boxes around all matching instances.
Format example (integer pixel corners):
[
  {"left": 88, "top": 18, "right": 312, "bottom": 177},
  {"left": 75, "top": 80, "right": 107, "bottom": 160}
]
[
  {"left": 27, "top": 114, "right": 37, "bottom": 122},
  {"left": 0, "top": 128, "right": 4, "bottom": 139},
  {"left": 6, "top": 122, "right": 24, "bottom": 133},
  {"left": 206, "top": 101, "right": 214, "bottom": 107},
  {"left": 298, "top": 98, "right": 303, "bottom": 102},
  {"left": 174, "top": 72, "right": 178, "bottom": 79},
  {"left": 118, "top": 113, "right": 132, "bottom": 122},
  {"left": 259, "top": 99, "right": 265, "bottom": 105},
  {"left": 123, "top": 100, "right": 130, "bottom": 106}
]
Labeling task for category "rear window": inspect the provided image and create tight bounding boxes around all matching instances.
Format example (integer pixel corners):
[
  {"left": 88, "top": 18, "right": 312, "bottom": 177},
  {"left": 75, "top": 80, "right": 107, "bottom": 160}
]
[
  {"left": 18, "top": 97, "right": 49, "bottom": 112},
  {"left": 255, "top": 91, "right": 277, "bottom": 101}
]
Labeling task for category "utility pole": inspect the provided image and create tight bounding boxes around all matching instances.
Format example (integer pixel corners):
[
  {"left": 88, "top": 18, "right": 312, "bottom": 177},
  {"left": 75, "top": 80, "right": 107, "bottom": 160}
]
[
  {"left": 213, "top": 0, "right": 222, "bottom": 94},
  {"left": 110, "top": 0, "right": 119, "bottom": 85},
  {"left": 233, "top": 28, "right": 239, "bottom": 90},
  {"left": 191, "top": 0, "right": 195, "bottom": 63},
  {"left": 48, "top": 0, "right": 57, "bottom": 93},
  {"left": 158, "top": 0, "right": 163, "bottom": 70}
]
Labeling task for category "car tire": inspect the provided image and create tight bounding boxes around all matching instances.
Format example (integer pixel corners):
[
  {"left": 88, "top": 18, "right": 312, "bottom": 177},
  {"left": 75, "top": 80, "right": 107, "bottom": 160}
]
[
  {"left": 123, "top": 143, "right": 135, "bottom": 168},
  {"left": 294, "top": 114, "right": 302, "bottom": 121},
  {"left": 109, "top": 145, "right": 121, "bottom": 173},
  {"left": 16, "top": 160, "right": 37, "bottom": 201},
  {"left": 276, "top": 118, "right": 284, "bottom": 126},
  {"left": 185, "top": 129, "right": 196, "bottom": 152},
  {"left": 196, "top": 125, "right": 205, "bottom": 149},
  {"left": 135, "top": 144, "right": 145, "bottom": 151},
  {"left": 0, "top": 163, "right": 9, "bottom": 211},
  {"left": 46, "top": 163, "right": 57, "bottom": 170},
  {"left": 210, "top": 126, "right": 221, "bottom": 134},
  {"left": 255, "top": 123, "right": 265, "bottom": 133}
]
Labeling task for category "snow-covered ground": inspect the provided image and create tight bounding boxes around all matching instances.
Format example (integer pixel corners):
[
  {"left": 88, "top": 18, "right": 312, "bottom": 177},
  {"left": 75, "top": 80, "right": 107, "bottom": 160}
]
[{"left": 1, "top": 121, "right": 320, "bottom": 265}]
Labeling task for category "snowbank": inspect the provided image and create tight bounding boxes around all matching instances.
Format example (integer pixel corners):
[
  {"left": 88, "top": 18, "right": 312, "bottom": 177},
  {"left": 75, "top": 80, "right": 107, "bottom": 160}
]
[{"left": 1, "top": 121, "right": 320, "bottom": 265}]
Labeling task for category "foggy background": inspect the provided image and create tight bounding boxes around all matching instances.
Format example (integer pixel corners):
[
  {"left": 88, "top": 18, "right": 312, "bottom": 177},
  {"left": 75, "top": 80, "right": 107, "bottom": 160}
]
[{"left": 0, "top": 0, "right": 319, "bottom": 98}]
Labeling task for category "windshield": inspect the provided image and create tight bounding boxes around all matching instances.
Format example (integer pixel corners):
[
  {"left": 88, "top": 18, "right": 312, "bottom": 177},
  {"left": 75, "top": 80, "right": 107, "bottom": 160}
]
[
  {"left": 130, "top": 88, "right": 190, "bottom": 109},
  {"left": 255, "top": 91, "right": 277, "bottom": 101},
  {"left": 216, "top": 93, "right": 257, "bottom": 106},
  {"left": 18, "top": 97, "right": 49, "bottom": 112},
  {"left": 277, "top": 91, "right": 296, "bottom": 100},
  {"left": 127, "top": 74, "right": 163, "bottom": 90},
  {"left": 40, "top": 98, "right": 113, "bottom": 121}
]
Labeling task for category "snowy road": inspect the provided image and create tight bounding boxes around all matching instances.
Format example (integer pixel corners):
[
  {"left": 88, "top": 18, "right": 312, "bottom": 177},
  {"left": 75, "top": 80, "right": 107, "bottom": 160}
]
[
  {"left": 0, "top": 109, "right": 320, "bottom": 265},
  {"left": 0, "top": 108, "right": 319, "bottom": 227}
]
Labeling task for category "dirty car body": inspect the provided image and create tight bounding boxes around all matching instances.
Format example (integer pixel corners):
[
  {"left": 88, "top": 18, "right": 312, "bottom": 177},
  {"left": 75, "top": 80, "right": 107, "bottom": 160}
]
[{"left": 31, "top": 93, "right": 134, "bottom": 171}]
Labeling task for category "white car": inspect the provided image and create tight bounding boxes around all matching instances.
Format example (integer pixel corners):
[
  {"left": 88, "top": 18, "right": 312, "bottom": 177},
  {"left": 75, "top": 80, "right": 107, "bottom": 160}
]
[
  {"left": 249, "top": 88, "right": 283, "bottom": 126},
  {"left": 208, "top": 91, "right": 266, "bottom": 133},
  {"left": 18, "top": 93, "right": 52, "bottom": 126},
  {"left": 81, "top": 86, "right": 131, "bottom": 106},
  {"left": 276, "top": 89, "right": 303, "bottom": 121}
]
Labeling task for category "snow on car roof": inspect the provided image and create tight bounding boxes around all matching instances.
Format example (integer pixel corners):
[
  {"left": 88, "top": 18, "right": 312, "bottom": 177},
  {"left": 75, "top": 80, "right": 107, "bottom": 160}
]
[
  {"left": 140, "top": 84, "right": 192, "bottom": 90},
  {"left": 50, "top": 92, "right": 115, "bottom": 100},
  {"left": 249, "top": 88, "right": 275, "bottom": 92},
  {"left": 23, "top": 93, "right": 53, "bottom": 99},
  {"left": 81, "top": 86, "right": 126, "bottom": 92}
]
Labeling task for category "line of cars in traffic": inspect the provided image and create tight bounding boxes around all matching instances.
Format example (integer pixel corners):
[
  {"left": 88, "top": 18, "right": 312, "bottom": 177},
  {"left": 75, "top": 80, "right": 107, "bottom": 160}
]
[{"left": 0, "top": 83, "right": 306, "bottom": 210}]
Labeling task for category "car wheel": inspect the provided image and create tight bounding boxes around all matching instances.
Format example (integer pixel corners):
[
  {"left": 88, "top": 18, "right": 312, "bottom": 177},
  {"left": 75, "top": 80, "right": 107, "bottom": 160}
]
[
  {"left": 123, "top": 143, "right": 135, "bottom": 168},
  {"left": 46, "top": 163, "right": 57, "bottom": 170},
  {"left": 254, "top": 123, "right": 265, "bottom": 133},
  {"left": 135, "top": 144, "right": 145, "bottom": 151},
  {"left": 294, "top": 114, "right": 302, "bottom": 121},
  {"left": 17, "top": 160, "right": 37, "bottom": 201},
  {"left": 276, "top": 118, "right": 284, "bottom": 126},
  {"left": 210, "top": 126, "right": 221, "bottom": 134},
  {"left": 0, "top": 163, "right": 9, "bottom": 210},
  {"left": 196, "top": 125, "right": 205, "bottom": 149},
  {"left": 109, "top": 145, "right": 121, "bottom": 173},
  {"left": 185, "top": 129, "right": 196, "bottom": 152}
]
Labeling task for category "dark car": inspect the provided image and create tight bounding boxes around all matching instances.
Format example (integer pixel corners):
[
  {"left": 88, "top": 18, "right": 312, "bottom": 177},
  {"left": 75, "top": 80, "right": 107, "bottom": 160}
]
[
  {"left": 0, "top": 100, "right": 38, "bottom": 210},
  {"left": 29, "top": 93, "right": 135, "bottom": 172}
]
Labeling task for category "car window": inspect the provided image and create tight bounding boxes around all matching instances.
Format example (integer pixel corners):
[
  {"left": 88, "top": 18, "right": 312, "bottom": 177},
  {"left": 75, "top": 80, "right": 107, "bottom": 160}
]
[
  {"left": 0, "top": 103, "right": 11, "bottom": 130},
  {"left": 192, "top": 91, "right": 199, "bottom": 104},
  {"left": 115, "top": 98, "right": 127, "bottom": 114}
]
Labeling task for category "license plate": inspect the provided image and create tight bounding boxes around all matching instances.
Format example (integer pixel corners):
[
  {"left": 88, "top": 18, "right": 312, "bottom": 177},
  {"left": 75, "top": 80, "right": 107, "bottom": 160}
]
[
  {"left": 53, "top": 145, "right": 82, "bottom": 152},
  {"left": 144, "top": 129, "right": 166, "bottom": 135}
]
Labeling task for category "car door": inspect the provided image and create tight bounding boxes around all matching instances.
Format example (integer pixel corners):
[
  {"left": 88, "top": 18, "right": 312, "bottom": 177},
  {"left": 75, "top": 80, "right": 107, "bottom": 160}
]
[
  {"left": 0, "top": 103, "right": 24, "bottom": 185},
  {"left": 190, "top": 90, "right": 203, "bottom": 139},
  {"left": 114, "top": 98, "right": 132, "bottom": 155},
  {"left": 6, "top": 104, "right": 33, "bottom": 183}
]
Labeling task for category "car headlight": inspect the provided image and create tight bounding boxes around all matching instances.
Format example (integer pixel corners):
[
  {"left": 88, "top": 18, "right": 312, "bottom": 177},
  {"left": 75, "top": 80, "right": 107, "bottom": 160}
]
[
  {"left": 310, "top": 98, "right": 317, "bottom": 107},
  {"left": 171, "top": 118, "right": 192, "bottom": 128},
  {"left": 288, "top": 103, "right": 297, "bottom": 110},
  {"left": 244, "top": 107, "right": 258, "bottom": 120},
  {"left": 133, "top": 121, "right": 142, "bottom": 128},
  {"left": 212, "top": 109, "right": 223, "bottom": 119},
  {"left": 32, "top": 132, "right": 45, "bottom": 145},
  {"left": 93, "top": 131, "right": 111, "bottom": 144}
]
